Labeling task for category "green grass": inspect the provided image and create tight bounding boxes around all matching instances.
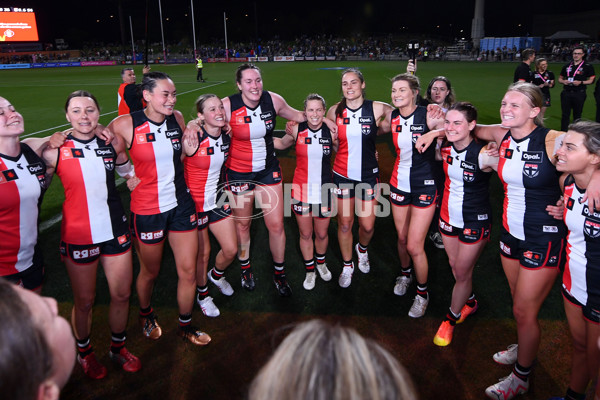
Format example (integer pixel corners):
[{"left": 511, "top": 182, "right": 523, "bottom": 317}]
[{"left": 2, "top": 60, "right": 594, "bottom": 399}]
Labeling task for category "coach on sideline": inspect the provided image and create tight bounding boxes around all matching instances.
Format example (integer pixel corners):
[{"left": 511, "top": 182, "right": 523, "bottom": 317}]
[
  {"left": 117, "top": 65, "right": 150, "bottom": 116},
  {"left": 558, "top": 46, "right": 595, "bottom": 131}
]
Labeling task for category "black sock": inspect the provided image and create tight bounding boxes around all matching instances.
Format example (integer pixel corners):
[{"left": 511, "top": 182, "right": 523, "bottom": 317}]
[
  {"left": 513, "top": 362, "right": 531, "bottom": 382},
  {"left": 110, "top": 331, "right": 126, "bottom": 354},
  {"left": 445, "top": 308, "right": 460, "bottom": 326},
  {"left": 196, "top": 284, "right": 209, "bottom": 299},
  {"left": 76, "top": 337, "right": 92, "bottom": 358},
  {"left": 178, "top": 313, "right": 192, "bottom": 329},
  {"left": 304, "top": 259, "right": 315, "bottom": 273},
  {"left": 416, "top": 283, "right": 428, "bottom": 299}
]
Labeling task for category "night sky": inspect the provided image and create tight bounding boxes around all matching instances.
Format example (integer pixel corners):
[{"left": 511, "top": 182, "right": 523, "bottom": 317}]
[{"left": 5, "top": 0, "right": 600, "bottom": 47}]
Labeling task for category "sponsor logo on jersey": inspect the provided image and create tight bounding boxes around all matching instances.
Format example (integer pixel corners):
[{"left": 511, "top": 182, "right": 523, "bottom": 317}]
[
  {"left": 190, "top": 214, "right": 197, "bottom": 223},
  {"left": 583, "top": 204, "right": 600, "bottom": 219},
  {"left": 135, "top": 133, "right": 156, "bottom": 144},
  {"left": 220, "top": 143, "right": 229, "bottom": 153},
  {"left": 393, "top": 124, "right": 402, "bottom": 133},
  {"left": 27, "top": 162, "right": 44, "bottom": 174},
  {"left": 2, "top": 169, "right": 17, "bottom": 181},
  {"left": 523, "top": 250, "right": 542, "bottom": 265},
  {"left": 523, "top": 163, "right": 539, "bottom": 178},
  {"left": 293, "top": 204, "right": 310, "bottom": 213},
  {"left": 521, "top": 151, "right": 542, "bottom": 163},
  {"left": 243, "top": 116, "right": 252, "bottom": 124},
  {"left": 273, "top": 171, "right": 281, "bottom": 179},
  {"left": 140, "top": 230, "right": 164, "bottom": 241},
  {"left": 117, "top": 234, "right": 129, "bottom": 245},
  {"left": 95, "top": 148, "right": 114, "bottom": 157},
  {"left": 445, "top": 155, "right": 453, "bottom": 164},
  {"left": 134, "top": 121, "right": 151, "bottom": 134},
  {"left": 542, "top": 225, "right": 559, "bottom": 233},
  {"left": 499, "top": 241, "right": 511, "bottom": 255},
  {"left": 319, "top": 138, "right": 331, "bottom": 145},
  {"left": 358, "top": 116, "right": 372, "bottom": 124},
  {"left": 171, "top": 138, "right": 181, "bottom": 151},
  {"left": 463, "top": 171, "right": 475, "bottom": 182},
  {"left": 304, "top": 137, "right": 312, "bottom": 145},
  {"left": 463, "top": 228, "right": 479, "bottom": 237},
  {"left": 165, "top": 129, "right": 180, "bottom": 139},
  {"left": 419, "top": 194, "right": 432, "bottom": 202},
  {"left": 478, "top": 214, "right": 489, "bottom": 220},
  {"left": 103, "top": 157, "right": 115, "bottom": 171},
  {"left": 230, "top": 183, "right": 250, "bottom": 193},
  {"left": 342, "top": 117, "right": 350, "bottom": 125},
  {"left": 424, "top": 180, "right": 435, "bottom": 185},
  {"left": 460, "top": 160, "right": 476, "bottom": 171},
  {"left": 410, "top": 124, "right": 425, "bottom": 133},
  {"left": 200, "top": 215, "right": 209, "bottom": 225},
  {"left": 260, "top": 111, "right": 273, "bottom": 120}
]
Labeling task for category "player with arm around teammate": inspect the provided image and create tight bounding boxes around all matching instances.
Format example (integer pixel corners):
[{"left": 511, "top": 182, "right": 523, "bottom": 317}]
[
  {"left": 432, "top": 102, "right": 498, "bottom": 346},
  {"left": 326, "top": 68, "right": 393, "bottom": 289},
  {"left": 183, "top": 94, "right": 237, "bottom": 317},
  {"left": 274, "top": 93, "right": 337, "bottom": 290},
  {"left": 108, "top": 71, "right": 211, "bottom": 346},
  {"left": 42, "top": 90, "right": 141, "bottom": 379},
  {"left": 551, "top": 120, "right": 600, "bottom": 400}
]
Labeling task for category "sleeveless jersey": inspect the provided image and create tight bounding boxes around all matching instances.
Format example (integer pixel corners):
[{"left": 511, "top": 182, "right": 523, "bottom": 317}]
[
  {"left": 292, "top": 122, "right": 333, "bottom": 204},
  {"left": 226, "top": 92, "right": 277, "bottom": 173},
  {"left": 390, "top": 106, "right": 435, "bottom": 191},
  {"left": 184, "top": 128, "right": 230, "bottom": 212},
  {"left": 129, "top": 111, "right": 190, "bottom": 215},
  {"left": 497, "top": 126, "right": 566, "bottom": 241},
  {"left": 0, "top": 144, "right": 47, "bottom": 274},
  {"left": 562, "top": 175, "right": 600, "bottom": 305},
  {"left": 440, "top": 140, "right": 492, "bottom": 228},
  {"left": 56, "top": 136, "right": 128, "bottom": 245},
  {"left": 333, "top": 100, "right": 379, "bottom": 181}
]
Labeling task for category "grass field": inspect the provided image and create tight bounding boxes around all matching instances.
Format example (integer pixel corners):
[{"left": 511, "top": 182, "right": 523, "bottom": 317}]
[{"left": 2, "top": 60, "right": 598, "bottom": 399}]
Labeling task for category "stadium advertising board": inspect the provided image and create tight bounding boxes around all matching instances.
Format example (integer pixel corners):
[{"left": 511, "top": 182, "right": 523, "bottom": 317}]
[{"left": 0, "top": 8, "right": 39, "bottom": 42}]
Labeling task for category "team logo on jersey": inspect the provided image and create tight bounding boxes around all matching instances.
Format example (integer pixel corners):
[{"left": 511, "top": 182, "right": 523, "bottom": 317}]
[
  {"left": 264, "top": 119, "right": 274, "bottom": 131},
  {"left": 103, "top": 157, "right": 115, "bottom": 171},
  {"left": 463, "top": 170, "right": 475, "bottom": 182},
  {"left": 36, "top": 173, "right": 47, "bottom": 188},
  {"left": 323, "top": 145, "right": 331, "bottom": 155},
  {"left": 304, "top": 137, "right": 312, "bottom": 145},
  {"left": 411, "top": 132, "right": 421, "bottom": 143},
  {"left": 523, "top": 163, "right": 539, "bottom": 178},
  {"left": 170, "top": 138, "right": 181, "bottom": 151},
  {"left": 27, "top": 162, "right": 44, "bottom": 175},
  {"left": 361, "top": 125, "right": 371, "bottom": 135},
  {"left": 500, "top": 148, "right": 514, "bottom": 159},
  {"left": 521, "top": 151, "right": 542, "bottom": 163},
  {"left": 1, "top": 169, "right": 18, "bottom": 182}
]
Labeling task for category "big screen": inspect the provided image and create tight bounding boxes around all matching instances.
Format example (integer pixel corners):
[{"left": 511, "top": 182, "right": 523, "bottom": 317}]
[{"left": 0, "top": 8, "right": 39, "bottom": 42}]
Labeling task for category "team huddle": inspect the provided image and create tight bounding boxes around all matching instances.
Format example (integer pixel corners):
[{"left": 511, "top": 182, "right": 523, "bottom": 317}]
[{"left": 1, "top": 60, "right": 600, "bottom": 400}]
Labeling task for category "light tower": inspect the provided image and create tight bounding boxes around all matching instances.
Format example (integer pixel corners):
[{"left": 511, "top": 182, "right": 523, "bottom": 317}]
[{"left": 471, "top": 0, "right": 485, "bottom": 49}]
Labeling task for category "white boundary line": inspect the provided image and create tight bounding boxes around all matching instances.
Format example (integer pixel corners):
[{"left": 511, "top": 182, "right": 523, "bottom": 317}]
[{"left": 22, "top": 81, "right": 227, "bottom": 138}]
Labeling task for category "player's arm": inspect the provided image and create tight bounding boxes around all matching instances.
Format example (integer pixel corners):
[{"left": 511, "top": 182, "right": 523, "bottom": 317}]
[{"left": 271, "top": 91, "right": 305, "bottom": 123}]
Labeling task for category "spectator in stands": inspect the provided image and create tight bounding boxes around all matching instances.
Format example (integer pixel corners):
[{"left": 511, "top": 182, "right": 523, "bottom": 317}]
[
  {"left": 248, "top": 319, "right": 418, "bottom": 400},
  {"left": 117, "top": 65, "right": 150, "bottom": 116},
  {"left": 513, "top": 48, "right": 535, "bottom": 83},
  {"left": 0, "top": 278, "right": 76, "bottom": 400}
]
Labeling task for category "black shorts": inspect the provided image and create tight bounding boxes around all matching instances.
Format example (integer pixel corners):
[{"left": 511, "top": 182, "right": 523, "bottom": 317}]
[
  {"left": 60, "top": 230, "right": 131, "bottom": 265},
  {"left": 2, "top": 255, "right": 44, "bottom": 291},
  {"left": 291, "top": 198, "right": 333, "bottom": 218},
  {"left": 562, "top": 288, "right": 600, "bottom": 324},
  {"left": 225, "top": 161, "right": 282, "bottom": 195},
  {"left": 197, "top": 204, "right": 232, "bottom": 230},
  {"left": 333, "top": 173, "right": 379, "bottom": 201},
  {"left": 130, "top": 196, "right": 198, "bottom": 245},
  {"left": 499, "top": 226, "right": 566, "bottom": 270},
  {"left": 389, "top": 185, "right": 437, "bottom": 208},
  {"left": 439, "top": 218, "right": 491, "bottom": 245}
]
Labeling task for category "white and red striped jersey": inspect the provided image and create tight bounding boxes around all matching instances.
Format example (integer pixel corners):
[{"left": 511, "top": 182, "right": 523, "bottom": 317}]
[
  {"left": 226, "top": 92, "right": 277, "bottom": 173},
  {"left": 390, "top": 106, "right": 434, "bottom": 191},
  {"left": 56, "top": 136, "right": 127, "bottom": 244},
  {"left": 562, "top": 175, "right": 600, "bottom": 305},
  {"left": 292, "top": 122, "right": 333, "bottom": 204},
  {"left": 497, "top": 126, "right": 565, "bottom": 241},
  {"left": 184, "top": 128, "right": 229, "bottom": 212},
  {"left": 440, "top": 140, "right": 491, "bottom": 227},
  {"left": 332, "top": 100, "right": 379, "bottom": 182},
  {"left": 129, "top": 110, "right": 189, "bottom": 215},
  {"left": 0, "top": 144, "right": 47, "bottom": 275}
]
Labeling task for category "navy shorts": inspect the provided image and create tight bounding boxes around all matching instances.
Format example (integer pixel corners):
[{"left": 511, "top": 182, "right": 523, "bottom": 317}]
[
  {"left": 225, "top": 160, "right": 282, "bottom": 195},
  {"left": 60, "top": 229, "right": 131, "bottom": 265},
  {"left": 499, "top": 226, "right": 566, "bottom": 270},
  {"left": 291, "top": 198, "right": 333, "bottom": 219},
  {"left": 197, "top": 204, "right": 232, "bottom": 230},
  {"left": 2, "top": 250, "right": 44, "bottom": 290},
  {"left": 562, "top": 288, "right": 600, "bottom": 324},
  {"left": 439, "top": 218, "right": 491, "bottom": 245},
  {"left": 333, "top": 173, "right": 379, "bottom": 201},
  {"left": 130, "top": 195, "right": 198, "bottom": 245},
  {"left": 389, "top": 184, "right": 437, "bottom": 208}
]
